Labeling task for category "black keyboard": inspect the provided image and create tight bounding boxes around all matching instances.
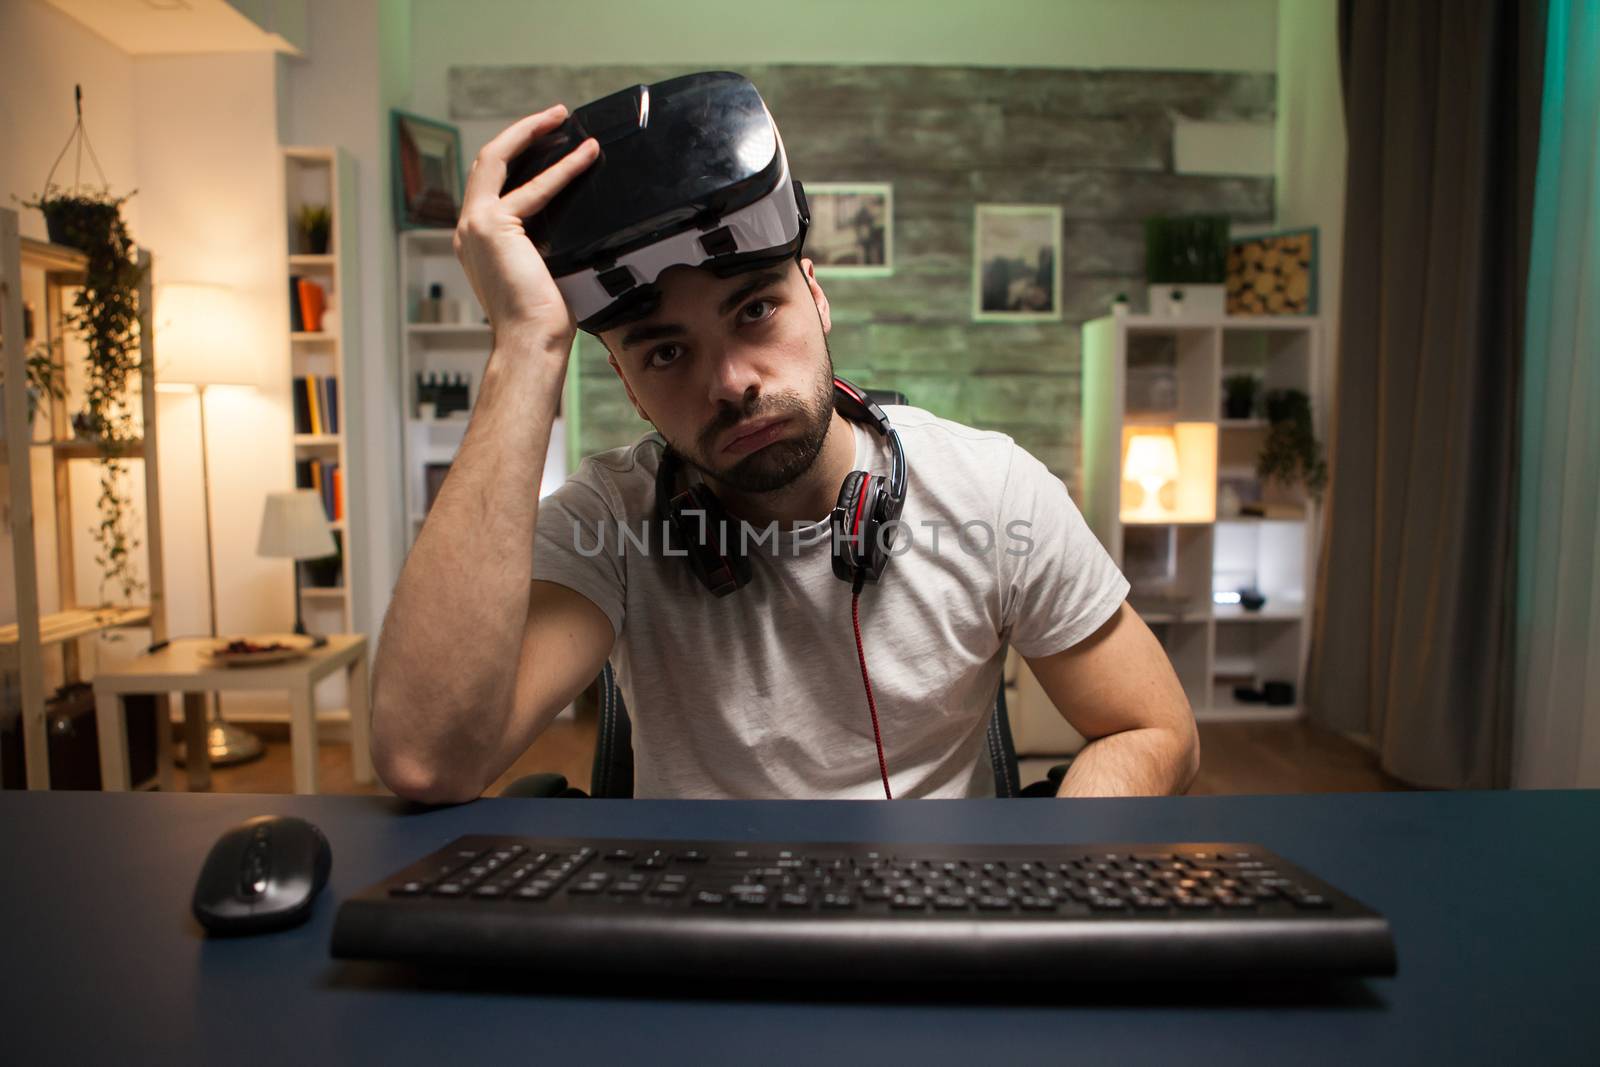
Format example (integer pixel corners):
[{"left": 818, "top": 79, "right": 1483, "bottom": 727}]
[{"left": 330, "top": 836, "right": 1396, "bottom": 982}]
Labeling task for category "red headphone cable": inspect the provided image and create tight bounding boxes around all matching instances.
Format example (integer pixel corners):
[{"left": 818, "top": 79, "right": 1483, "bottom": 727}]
[{"left": 851, "top": 573, "right": 893, "bottom": 800}]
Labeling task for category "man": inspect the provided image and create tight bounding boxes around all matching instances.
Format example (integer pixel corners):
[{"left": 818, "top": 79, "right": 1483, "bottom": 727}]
[{"left": 371, "top": 91, "right": 1198, "bottom": 804}]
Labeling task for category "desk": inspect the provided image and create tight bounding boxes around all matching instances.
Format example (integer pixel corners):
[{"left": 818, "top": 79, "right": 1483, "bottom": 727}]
[
  {"left": 0, "top": 790, "right": 1594, "bottom": 1065},
  {"left": 90, "top": 634, "right": 371, "bottom": 794}
]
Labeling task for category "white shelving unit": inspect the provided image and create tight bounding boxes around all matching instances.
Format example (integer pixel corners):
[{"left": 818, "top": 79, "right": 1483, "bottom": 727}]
[
  {"left": 1081, "top": 313, "right": 1323, "bottom": 723},
  {"left": 283, "top": 146, "right": 362, "bottom": 637},
  {"left": 1, "top": 208, "right": 169, "bottom": 787},
  {"left": 397, "top": 228, "right": 568, "bottom": 553}
]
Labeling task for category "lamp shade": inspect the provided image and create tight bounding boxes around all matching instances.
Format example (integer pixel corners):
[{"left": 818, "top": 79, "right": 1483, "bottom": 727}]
[
  {"left": 1124, "top": 432, "right": 1181, "bottom": 486},
  {"left": 155, "top": 281, "right": 261, "bottom": 388},
  {"left": 257, "top": 490, "right": 337, "bottom": 560}
]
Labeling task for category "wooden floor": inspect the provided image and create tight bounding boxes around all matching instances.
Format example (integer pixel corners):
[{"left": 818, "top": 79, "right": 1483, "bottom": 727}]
[{"left": 184, "top": 712, "right": 1405, "bottom": 797}]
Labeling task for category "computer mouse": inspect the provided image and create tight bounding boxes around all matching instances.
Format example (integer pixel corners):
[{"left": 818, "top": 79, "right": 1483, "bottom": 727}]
[{"left": 192, "top": 814, "right": 332, "bottom": 936}]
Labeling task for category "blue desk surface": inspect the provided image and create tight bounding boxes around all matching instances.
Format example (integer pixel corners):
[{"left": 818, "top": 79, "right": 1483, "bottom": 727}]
[{"left": 0, "top": 789, "right": 1595, "bottom": 1066}]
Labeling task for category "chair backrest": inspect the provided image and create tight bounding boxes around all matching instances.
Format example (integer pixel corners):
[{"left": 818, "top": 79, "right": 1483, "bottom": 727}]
[{"left": 589, "top": 663, "right": 1022, "bottom": 798}]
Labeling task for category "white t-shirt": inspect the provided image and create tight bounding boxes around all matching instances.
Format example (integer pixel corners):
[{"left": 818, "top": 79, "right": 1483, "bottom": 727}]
[{"left": 532, "top": 405, "right": 1129, "bottom": 799}]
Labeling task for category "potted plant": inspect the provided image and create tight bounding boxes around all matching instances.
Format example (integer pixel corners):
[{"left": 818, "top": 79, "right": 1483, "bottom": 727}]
[
  {"left": 1223, "top": 374, "right": 1260, "bottom": 420},
  {"left": 21, "top": 89, "right": 147, "bottom": 602},
  {"left": 1144, "top": 215, "right": 1229, "bottom": 317},
  {"left": 1257, "top": 388, "right": 1328, "bottom": 500},
  {"left": 298, "top": 204, "right": 332, "bottom": 255}
]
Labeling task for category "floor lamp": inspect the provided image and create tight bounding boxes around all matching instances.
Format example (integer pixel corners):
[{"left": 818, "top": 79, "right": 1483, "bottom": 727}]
[{"left": 156, "top": 282, "right": 263, "bottom": 765}]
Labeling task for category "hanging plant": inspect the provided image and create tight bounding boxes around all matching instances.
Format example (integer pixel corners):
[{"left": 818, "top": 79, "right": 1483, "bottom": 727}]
[
  {"left": 19, "top": 87, "right": 147, "bottom": 602},
  {"left": 1257, "top": 388, "right": 1328, "bottom": 500}
]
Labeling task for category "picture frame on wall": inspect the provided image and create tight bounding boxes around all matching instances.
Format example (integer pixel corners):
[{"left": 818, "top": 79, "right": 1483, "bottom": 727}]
[
  {"left": 973, "top": 204, "right": 1062, "bottom": 322},
  {"left": 1226, "top": 227, "right": 1318, "bottom": 315},
  {"left": 802, "top": 183, "right": 893, "bottom": 276},
  {"left": 392, "top": 110, "right": 464, "bottom": 230}
]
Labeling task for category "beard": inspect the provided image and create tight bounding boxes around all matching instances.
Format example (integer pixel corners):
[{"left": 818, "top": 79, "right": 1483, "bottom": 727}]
[{"left": 671, "top": 343, "right": 836, "bottom": 495}]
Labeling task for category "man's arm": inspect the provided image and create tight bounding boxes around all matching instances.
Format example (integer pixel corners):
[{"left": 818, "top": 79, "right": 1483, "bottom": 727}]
[
  {"left": 1022, "top": 602, "right": 1200, "bottom": 796},
  {"left": 370, "top": 106, "right": 613, "bottom": 804}
]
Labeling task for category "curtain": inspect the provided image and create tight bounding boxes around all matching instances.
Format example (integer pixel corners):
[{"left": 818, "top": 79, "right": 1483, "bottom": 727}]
[
  {"left": 1513, "top": 0, "right": 1600, "bottom": 788},
  {"left": 1308, "top": 0, "right": 1545, "bottom": 787}
]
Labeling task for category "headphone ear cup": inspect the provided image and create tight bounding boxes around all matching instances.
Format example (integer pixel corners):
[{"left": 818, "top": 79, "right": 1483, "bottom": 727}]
[{"left": 831, "top": 471, "right": 865, "bottom": 582}]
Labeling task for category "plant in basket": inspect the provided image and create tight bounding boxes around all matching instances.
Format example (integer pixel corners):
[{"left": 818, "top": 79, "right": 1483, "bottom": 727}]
[{"left": 18, "top": 86, "right": 148, "bottom": 602}]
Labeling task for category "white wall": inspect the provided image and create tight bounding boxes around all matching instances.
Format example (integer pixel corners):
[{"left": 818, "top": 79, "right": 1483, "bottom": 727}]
[
  {"left": 1274, "top": 0, "right": 1345, "bottom": 436},
  {"left": 130, "top": 51, "right": 292, "bottom": 661}
]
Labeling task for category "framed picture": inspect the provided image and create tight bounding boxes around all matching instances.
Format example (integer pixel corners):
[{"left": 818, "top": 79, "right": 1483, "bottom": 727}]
[
  {"left": 803, "top": 183, "right": 893, "bottom": 276},
  {"left": 1226, "top": 227, "right": 1318, "bottom": 315},
  {"left": 392, "top": 110, "right": 464, "bottom": 230},
  {"left": 973, "top": 204, "right": 1062, "bottom": 322}
]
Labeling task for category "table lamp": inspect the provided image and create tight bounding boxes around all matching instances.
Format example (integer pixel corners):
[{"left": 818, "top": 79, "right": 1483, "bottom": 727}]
[
  {"left": 258, "top": 490, "right": 337, "bottom": 640},
  {"left": 1124, "top": 430, "right": 1181, "bottom": 520},
  {"left": 156, "top": 282, "right": 264, "bottom": 765}
]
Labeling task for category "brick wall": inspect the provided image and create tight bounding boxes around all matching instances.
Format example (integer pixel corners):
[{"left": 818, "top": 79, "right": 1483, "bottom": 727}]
[{"left": 451, "top": 64, "right": 1274, "bottom": 491}]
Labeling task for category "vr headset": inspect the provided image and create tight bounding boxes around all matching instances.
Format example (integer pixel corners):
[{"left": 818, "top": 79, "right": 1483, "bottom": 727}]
[{"left": 501, "top": 71, "right": 810, "bottom": 334}]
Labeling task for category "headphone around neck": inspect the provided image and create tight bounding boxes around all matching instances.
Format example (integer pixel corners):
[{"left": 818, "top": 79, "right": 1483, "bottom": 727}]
[{"left": 653, "top": 377, "right": 908, "bottom": 596}]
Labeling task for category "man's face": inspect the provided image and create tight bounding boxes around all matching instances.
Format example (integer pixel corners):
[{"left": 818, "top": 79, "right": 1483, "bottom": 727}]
[{"left": 601, "top": 259, "right": 837, "bottom": 494}]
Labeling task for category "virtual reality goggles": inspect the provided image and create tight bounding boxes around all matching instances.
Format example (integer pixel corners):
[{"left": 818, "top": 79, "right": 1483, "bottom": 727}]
[{"left": 501, "top": 71, "right": 810, "bottom": 334}]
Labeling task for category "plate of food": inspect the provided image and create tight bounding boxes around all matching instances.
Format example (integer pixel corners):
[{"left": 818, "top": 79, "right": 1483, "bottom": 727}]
[{"left": 202, "top": 634, "right": 317, "bottom": 667}]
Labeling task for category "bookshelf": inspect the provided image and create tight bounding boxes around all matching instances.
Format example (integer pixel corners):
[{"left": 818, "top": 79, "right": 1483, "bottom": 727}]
[
  {"left": 397, "top": 228, "right": 569, "bottom": 553},
  {"left": 1, "top": 208, "right": 169, "bottom": 788},
  {"left": 283, "top": 146, "right": 360, "bottom": 638},
  {"left": 1080, "top": 313, "right": 1323, "bottom": 723}
]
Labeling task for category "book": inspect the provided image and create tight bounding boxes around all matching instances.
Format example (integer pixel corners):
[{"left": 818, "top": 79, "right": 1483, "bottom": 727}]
[
  {"left": 305, "top": 376, "right": 322, "bottom": 434},
  {"left": 331, "top": 465, "right": 344, "bottom": 521},
  {"left": 291, "top": 376, "right": 311, "bottom": 434},
  {"left": 296, "top": 278, "right": 326, "bottom": 333},
  {"left": 319, "top": 376, "right": 338, "bottom": 434},
  {"left": 289, "top": 276, "right": 305, "bottom": 332},
  {"left": 325, "top": 376, "right": 339, "bottom": 433}
]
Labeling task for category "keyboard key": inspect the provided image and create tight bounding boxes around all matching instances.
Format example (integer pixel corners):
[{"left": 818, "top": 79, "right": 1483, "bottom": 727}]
[
  {"left": 693, "top": 891, "right": 726, "bottom": 907},
  {"left": 890, "top": 894, "right": 926, "bottom": 910},
  {"left": 389, "top": 881, "right": 426, "bottom": 896},
  {"left": 1291, "top": 894, "right": 1332, "bottom": 909},
  {"left": 933, "top": 895, "right": 971, "bottom": 911},
  {"left": 821, "top": 893, "right": 856, "bottom": 909},
  {"left": 514, "top": 883, "right": 553, "bottom": 901},
  {"left": 432, "top": 882, "right": 465, "bottom": 897},
  {"left": 675, "top": 850, "right": 709, "bottom": 863},
  {"left": 1019, "top": 896, "right": 1057, "bottom": 911},
  {"left": 649, "top": 882, "right": 689, "bottom": 898},
  {"left": 603, "top": 849, "right": 635, "bottom": 863},
  {"left": 779, "top": 892, "right": 812, "bottom": 908},
  {"left": 472, "top": 885, "right": 505, "bottom": 899}
]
